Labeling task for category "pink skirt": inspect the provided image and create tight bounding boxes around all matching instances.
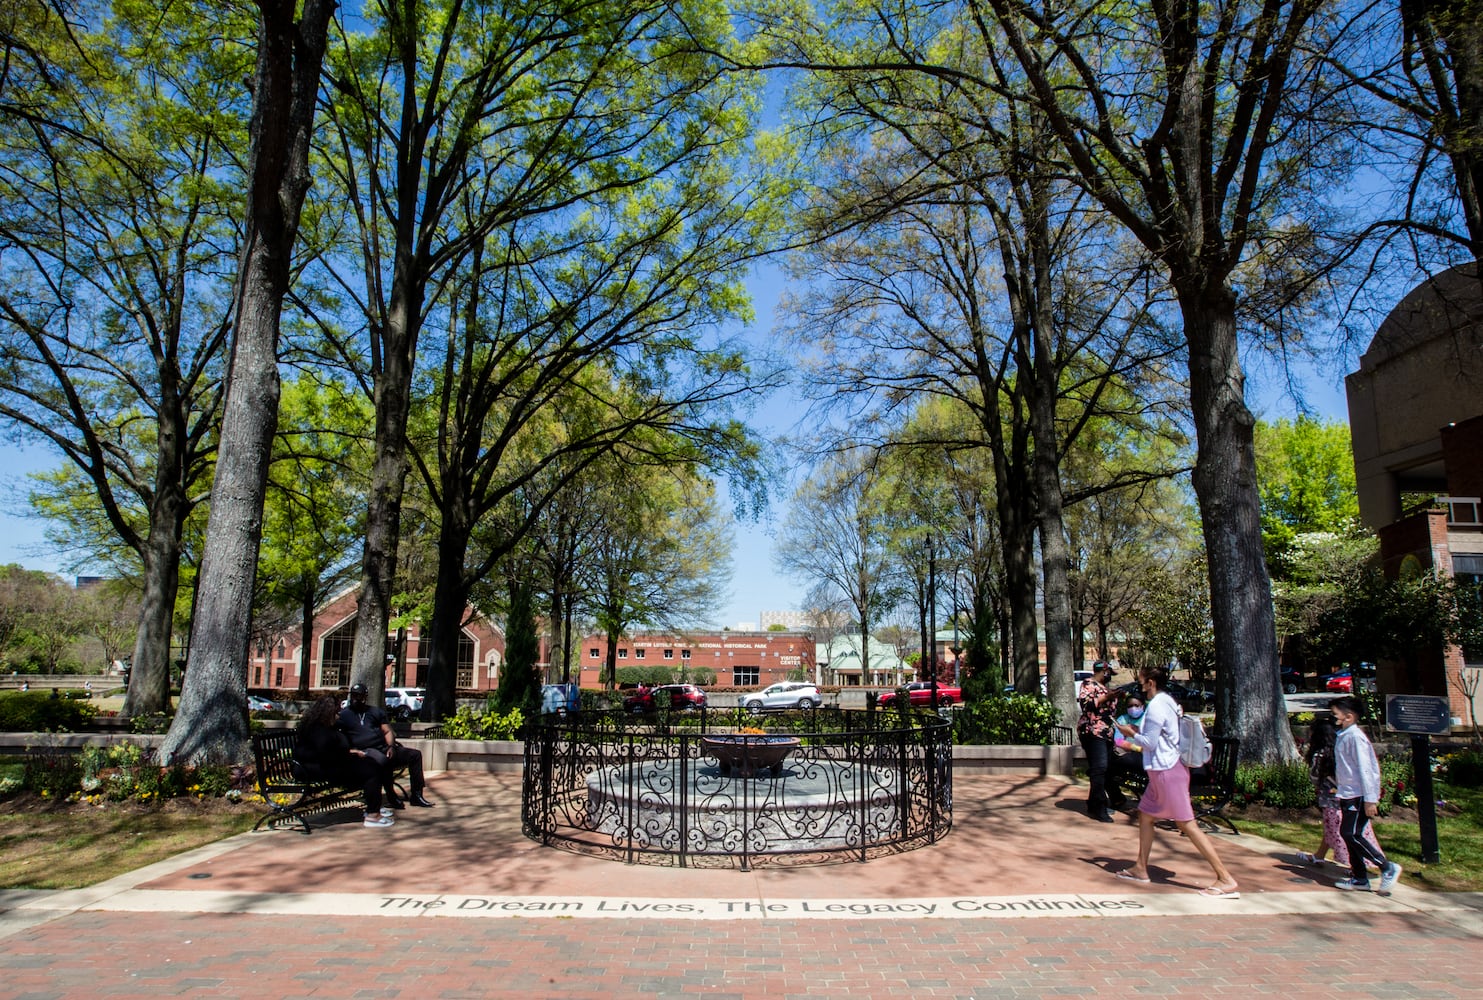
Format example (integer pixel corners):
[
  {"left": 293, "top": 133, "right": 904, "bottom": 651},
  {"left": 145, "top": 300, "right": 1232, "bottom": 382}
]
[{"left": 1139, "top": 763, "right": 1196, "bottom": 821}]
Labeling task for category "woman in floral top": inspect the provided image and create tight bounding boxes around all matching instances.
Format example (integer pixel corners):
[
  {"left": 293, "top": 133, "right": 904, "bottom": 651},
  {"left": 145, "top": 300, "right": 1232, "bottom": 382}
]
[{"left": 1077, "top": 661, "right": 1119, "bottom": 823}]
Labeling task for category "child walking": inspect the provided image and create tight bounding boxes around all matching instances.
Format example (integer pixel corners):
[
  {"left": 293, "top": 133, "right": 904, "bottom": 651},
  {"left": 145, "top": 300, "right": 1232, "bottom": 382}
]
[
  {"left": 1297, "top": 713, "right": 1382, "bottom": 871},
  {"left": 1328, "top": 696, "right": 1403, "bottom": 892}
]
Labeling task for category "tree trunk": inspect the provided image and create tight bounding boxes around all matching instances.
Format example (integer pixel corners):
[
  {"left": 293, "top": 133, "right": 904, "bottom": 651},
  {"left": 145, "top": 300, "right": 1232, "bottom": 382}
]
[
  {"left": 122, "top": 491, "right": 185, "bottom": 717},
  {"left": 349, "top": 282, "right": 419, "bottom": 705},
  {"left": 422, "top": 508, "right": 471, "bottom": 721},
  {"left": 1183, "top": 286, "right": 1293, "bottom": 763},
  {"left": 160, "top": 0, "right": 335, "bottom": 765},
  {"left": 295, "top": 583, "right": 315, "bottom": 700}
]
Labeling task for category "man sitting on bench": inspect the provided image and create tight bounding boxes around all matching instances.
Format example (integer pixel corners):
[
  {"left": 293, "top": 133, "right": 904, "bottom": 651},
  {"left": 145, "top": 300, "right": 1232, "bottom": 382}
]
[
  {"left": 296, "top": 695, "right": 393, "bottom": 828},
  {"left": 338, "top": 682, "right": 434, "bottom": 808}
]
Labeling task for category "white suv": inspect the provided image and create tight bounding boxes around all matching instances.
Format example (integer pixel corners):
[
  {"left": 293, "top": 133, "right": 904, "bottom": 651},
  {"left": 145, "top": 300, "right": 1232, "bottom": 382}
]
[
  {"left": 385, "top": 687, "right": 425, "bottom": 718},
  {"left": 744, "top": 681, "right": 822, "bottom": 712}
]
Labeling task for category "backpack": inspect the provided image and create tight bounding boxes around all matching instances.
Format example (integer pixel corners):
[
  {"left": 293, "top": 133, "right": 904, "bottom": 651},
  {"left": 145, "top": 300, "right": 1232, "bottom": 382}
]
[{"left": 1178, "top": 713, "right": 1212, "bottom": 769}]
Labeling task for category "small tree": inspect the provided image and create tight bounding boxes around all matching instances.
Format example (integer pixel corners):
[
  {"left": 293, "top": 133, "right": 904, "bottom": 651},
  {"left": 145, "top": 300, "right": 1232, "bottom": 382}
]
[{"left": 492, "top": 580, "right": 540, "bottom": 717}]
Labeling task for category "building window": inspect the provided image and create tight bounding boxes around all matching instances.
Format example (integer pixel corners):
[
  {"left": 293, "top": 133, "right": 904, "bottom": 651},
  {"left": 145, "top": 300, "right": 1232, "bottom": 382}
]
[
  {"left": 275, "top": 667, "right": 284, "bottom": 686},
  {"left": 590, "top": 648, "right": 600, "bottom": 658},
  {"left": 253, "top": 666, "right": 262, "bottom": 685},
  {"left": 276, "top": 642, "right": 285, "bottom": 659},
  {"left": 618, "top": 649, "right": 628, "bottom": 659},
  {"left": 681, "top": 649, "right": 691, "bottom": 659},
  {"left": 457, "top": 632, "right": 475, "bottom": 689},
  {"left": 320, "top": 621, "right": 355, "bottom": 688},
  {"left": 733, "top": 666, "right": 759, "bottom": 686},
  {"left": 663, "top": 649, "right": 674, "bottom": 659},
  {"left": 635, "top": 648, "right": 646, "bottom": 659}
]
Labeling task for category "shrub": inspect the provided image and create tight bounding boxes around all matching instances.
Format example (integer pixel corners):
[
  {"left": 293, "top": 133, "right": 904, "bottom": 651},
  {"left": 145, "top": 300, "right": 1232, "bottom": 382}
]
[
  {"left": 0, "top": 692, "right": 97, "bottom": 733},
  {"left": 128, "top": 713, "right": 172, "bottom": 735},
  {"left": 438, "top": 703, "right": 525, "bottom": 741},
  {"left": 1437, "top": 748, "right": 1483, "bottom": 788},
  {"left": 950, "top": 694, "right": 1062, "bottom": 745},
  {"left": 1234, "top": 760, "right": 1316, "bottom": 809},
  {"left": 22, "top": 748, "right": 81, "bottom": 798},
  {"left": 1378, "top": 755, "right": 1412, "bottom": 814}
]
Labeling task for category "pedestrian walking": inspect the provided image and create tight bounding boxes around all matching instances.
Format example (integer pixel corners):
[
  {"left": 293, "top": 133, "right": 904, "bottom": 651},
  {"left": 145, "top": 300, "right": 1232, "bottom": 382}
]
[
  {"left": 1114, "top": 663, "right": 1239, "bottom": 897},
  {"left": 1296, "top": 713, "right": 1383, "bottom": 872},
  {"left": 1328, "top": 696, "right": 1403, "bottom": 893}
]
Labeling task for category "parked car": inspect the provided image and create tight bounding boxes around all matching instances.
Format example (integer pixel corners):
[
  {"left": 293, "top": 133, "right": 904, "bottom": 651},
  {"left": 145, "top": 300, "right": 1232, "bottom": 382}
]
[
  {"left": 1113, "top": 679, "right": 1211, "bottom": 712},
  {"left": 1321, "top": 663, "right": 1376, "bottom": 695},
  {"left": 743, "top": 681, "right": 822, "bottom": 712},
  {"left": 246, "top": 694, "right": 279, "bottom": 712},
  {"left": 385, "top": 686, "right": 426, "bottom": 720},
  {"left": 877, "top": 681, "right": 963, "bottom": 707},
  {"left": 1280, "top": 666, "right": 1307, "bottom": 694},
  {"left": 622, "top": 686, "right": 656, "bottom": 713},
  {"left": 655, "top": 683, "right": 707, "bottom": 710}
]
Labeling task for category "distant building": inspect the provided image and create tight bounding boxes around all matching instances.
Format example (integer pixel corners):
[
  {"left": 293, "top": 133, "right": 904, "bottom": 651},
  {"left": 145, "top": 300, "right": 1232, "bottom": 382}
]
[
  {"left": 1346, "top": 262, "right": 1483, "bottom": 726},
  {"left": 759, "top": 609, "right": 817, "bottom": 630},
  {"left": 577, "top": 630, "right": 813, "bottom": 688},
  {"left": 248, "top": 587, "right": 505, "bottom": 693},
  {"left": 815, "top": 634, "right": 909, "bottom": 687}
]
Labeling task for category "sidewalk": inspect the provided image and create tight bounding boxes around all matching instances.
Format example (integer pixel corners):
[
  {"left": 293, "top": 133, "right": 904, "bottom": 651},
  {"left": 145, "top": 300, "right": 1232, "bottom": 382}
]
[{"left": 2, "top": 771, "right": 1481, "bottom": 998}]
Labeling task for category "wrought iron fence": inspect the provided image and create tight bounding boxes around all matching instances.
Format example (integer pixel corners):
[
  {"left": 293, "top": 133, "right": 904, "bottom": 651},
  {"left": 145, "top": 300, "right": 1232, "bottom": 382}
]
[{"left": 522, "top": 707, "right": 953, "bottom": 869}]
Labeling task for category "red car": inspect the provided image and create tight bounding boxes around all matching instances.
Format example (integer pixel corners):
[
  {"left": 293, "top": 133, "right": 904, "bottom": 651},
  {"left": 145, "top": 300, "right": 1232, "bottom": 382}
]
[
  {"left": 623, "top": 683, "right": 708, "bottom": 713},
  {"left": 877, "top": 681, "right": 962, "bottom": 707}
]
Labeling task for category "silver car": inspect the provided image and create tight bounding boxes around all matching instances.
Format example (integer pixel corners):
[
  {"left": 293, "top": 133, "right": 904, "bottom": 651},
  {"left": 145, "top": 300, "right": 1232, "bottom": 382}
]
[{"left": 743, "top": 681, "right": 821, "bottom": 712}]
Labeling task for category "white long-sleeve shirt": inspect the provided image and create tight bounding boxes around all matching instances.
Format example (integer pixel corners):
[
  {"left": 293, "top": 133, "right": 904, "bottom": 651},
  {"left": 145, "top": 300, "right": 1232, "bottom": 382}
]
[
  {"left": 1334, "top": 723, "right": 1381, "bottom": 802},
  {"left": 1128, "top": 690, "right": 1182, "bottom": 772}
]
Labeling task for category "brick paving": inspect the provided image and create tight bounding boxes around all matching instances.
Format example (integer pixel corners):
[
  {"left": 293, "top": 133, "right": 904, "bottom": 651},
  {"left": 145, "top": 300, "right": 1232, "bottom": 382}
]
[{"left": 1, "top": 772, "right": 1480, "bottom": 998}]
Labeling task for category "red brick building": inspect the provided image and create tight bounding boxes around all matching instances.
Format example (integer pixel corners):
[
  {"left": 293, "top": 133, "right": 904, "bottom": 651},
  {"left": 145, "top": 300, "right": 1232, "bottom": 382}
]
[
  {"left": 1347, "top": 262, "right": 1483, "bottom": 726},
  {"left": 576, "top": 631, "right": 815, "bottom": 689},
  {"left": 248, "top": 588, "right": 506, "bottom": 694}
]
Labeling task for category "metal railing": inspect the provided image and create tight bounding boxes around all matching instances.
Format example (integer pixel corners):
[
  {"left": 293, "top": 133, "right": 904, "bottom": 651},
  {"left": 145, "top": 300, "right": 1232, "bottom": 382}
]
[{"left": 521, "top": 707, "right": 953, "bottom": 869}]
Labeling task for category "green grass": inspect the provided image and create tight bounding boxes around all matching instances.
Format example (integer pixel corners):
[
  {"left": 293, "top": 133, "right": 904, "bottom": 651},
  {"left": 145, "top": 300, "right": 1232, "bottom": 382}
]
[
  {"left": 1237, "top": 782, "right": 1483, "bottom": 892},
  {"left": 0, "top": 798, "right": 258, "bottom": 889}
]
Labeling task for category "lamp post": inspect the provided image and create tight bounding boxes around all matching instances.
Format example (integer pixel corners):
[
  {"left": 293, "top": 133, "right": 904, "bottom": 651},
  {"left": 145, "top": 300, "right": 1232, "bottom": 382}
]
[{"left": 928, "top": 533, "right": 938, "bottom": 710}]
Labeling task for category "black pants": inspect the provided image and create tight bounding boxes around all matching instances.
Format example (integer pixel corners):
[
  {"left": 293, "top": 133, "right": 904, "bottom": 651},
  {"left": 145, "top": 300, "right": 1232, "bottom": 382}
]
[
  {"left": 1338, "top": 797, "right": 1389, "bottom": 882},
  {"left": 362, "top": 744, "right": 425, "bottom": 798},
  {"left": 1080, "top": 733, "right": 1113, "bottom": 816},
  {"left": 328, "top": 756, "right": 384, "bottom": 813},
  {"left": 1107, "top": 749, "right": 1143, "bottom": 806}
]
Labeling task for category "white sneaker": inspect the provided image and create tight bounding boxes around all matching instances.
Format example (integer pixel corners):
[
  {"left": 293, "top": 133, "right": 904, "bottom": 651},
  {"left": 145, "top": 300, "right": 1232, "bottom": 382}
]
[
  {"left": 380, "top": 806, "right": 395, "bottom": 817},
  {"left": 364, "top": 814, "right": 394, "bottom": 828},
  {"left": 1295, "top": 851, "right": 1317, "bottom": 866},
  {"left": 1379, "top": 862, "right": 1403, "bottom": 892}
]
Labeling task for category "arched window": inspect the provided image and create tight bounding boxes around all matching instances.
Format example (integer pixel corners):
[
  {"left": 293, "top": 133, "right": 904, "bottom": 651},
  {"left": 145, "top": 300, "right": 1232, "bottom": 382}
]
[
  {"left": 320, "top": 620, "right": 355, "bottom": 688},
  {"left": 457, "top": 632, "right": 475, "bottom": 689}
]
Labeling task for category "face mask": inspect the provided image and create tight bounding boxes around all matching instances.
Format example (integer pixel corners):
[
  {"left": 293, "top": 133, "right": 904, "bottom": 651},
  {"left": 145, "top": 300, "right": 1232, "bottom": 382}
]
[{"left": 1128, "top": 707, "right": 1144, "bottom": 719}]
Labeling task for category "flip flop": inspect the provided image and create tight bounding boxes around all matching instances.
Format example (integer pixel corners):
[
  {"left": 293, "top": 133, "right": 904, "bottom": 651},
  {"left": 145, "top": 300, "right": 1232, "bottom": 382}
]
[
  {"left": 1199, "top": 885, "right": 1240, "bottom": 898},
  {"left": 1115, "top": 870, "right": 1151, "bottom": 883}
]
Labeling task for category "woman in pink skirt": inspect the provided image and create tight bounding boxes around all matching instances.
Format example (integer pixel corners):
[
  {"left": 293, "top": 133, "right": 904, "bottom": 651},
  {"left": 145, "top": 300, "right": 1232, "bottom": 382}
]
[{"left": 1114, "top": 663, "right": 1239, "bottom": 897}]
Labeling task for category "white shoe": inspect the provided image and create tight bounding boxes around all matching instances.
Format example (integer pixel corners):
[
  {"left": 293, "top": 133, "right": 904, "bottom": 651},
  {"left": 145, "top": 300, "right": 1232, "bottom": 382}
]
[
  {"left": 364, "top": 814, "right": 394, "bottom": 828},
  {"left": 1379, "top": 862, "right": 1403, "bottom": 892},
  {"left": 1295, "top": 851, "right": 1317, "bottom": 866},
  {"left": 380, "top": 806, "right": 395, "bottom": 817}
]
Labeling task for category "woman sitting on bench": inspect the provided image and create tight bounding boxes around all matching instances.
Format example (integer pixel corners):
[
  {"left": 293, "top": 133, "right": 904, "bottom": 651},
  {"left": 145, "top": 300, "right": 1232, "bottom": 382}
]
[{"left": 295, "top": 695, "right": 394, "bottom": 829}]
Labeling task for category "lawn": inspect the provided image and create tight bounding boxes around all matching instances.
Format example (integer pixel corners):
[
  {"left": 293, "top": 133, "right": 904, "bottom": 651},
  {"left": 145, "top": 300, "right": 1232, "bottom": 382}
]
[
  {"left": 1234, "top": 782, "right": 1483, "bottom": 892},
  {"left": 0, "top": 758, "right": 260, "bottom": 890}
]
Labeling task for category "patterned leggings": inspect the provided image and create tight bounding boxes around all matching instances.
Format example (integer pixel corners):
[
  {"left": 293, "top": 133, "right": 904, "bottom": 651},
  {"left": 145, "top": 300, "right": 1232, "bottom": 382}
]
[{"left": 1321, "top": 805, "right": 1381, "bottom": 866}]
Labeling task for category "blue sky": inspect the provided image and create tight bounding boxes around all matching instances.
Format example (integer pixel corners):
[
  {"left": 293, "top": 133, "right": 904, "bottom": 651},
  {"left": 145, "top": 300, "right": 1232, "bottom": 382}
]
[{"left": 0, "top": 261, "right": 1358, "bottom": 629}]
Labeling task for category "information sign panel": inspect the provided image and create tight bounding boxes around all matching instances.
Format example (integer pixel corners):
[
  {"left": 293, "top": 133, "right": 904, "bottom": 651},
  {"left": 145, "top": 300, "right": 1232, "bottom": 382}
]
[{"left": 1385, "top": 695, "right": 1452, "bottom": 735}]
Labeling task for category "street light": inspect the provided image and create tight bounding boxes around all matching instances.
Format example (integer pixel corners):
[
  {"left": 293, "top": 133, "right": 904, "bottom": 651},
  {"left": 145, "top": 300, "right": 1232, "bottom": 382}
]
[{"left": 928, "top": 533, "right": 938, "bottom": 710}]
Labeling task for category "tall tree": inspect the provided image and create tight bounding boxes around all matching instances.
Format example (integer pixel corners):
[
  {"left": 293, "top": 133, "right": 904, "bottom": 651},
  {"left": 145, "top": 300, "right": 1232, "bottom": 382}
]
[
  {"left": 163, "top": 0, "right": 337, "bottom": 764},
  {"left": 1254, "top": 416, "right": 1360, "bottom": 568},
  {"left": 776, "top": 450, "right": 896, "bottom": 682},
  {"left": 312, "top": 0, "right": 765, "bottom": 706},
  {"left": 580, "top": 463, "right": 732, "bottom": 688},
  {"left": 0, "top": 0, "right": 250, "bottom": 715},
  {"left": 256, "top": 374, "right": 369, "bottom": 700},
  {"left": 978, "top": 0, "right": 1340, "bottom": 760}
]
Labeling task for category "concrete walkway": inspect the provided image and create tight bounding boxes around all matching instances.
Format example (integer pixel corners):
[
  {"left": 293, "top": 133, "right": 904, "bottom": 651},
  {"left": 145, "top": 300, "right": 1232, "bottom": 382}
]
[{"left": 3, "top": 771, "right": 1481, "bottom": 998}]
